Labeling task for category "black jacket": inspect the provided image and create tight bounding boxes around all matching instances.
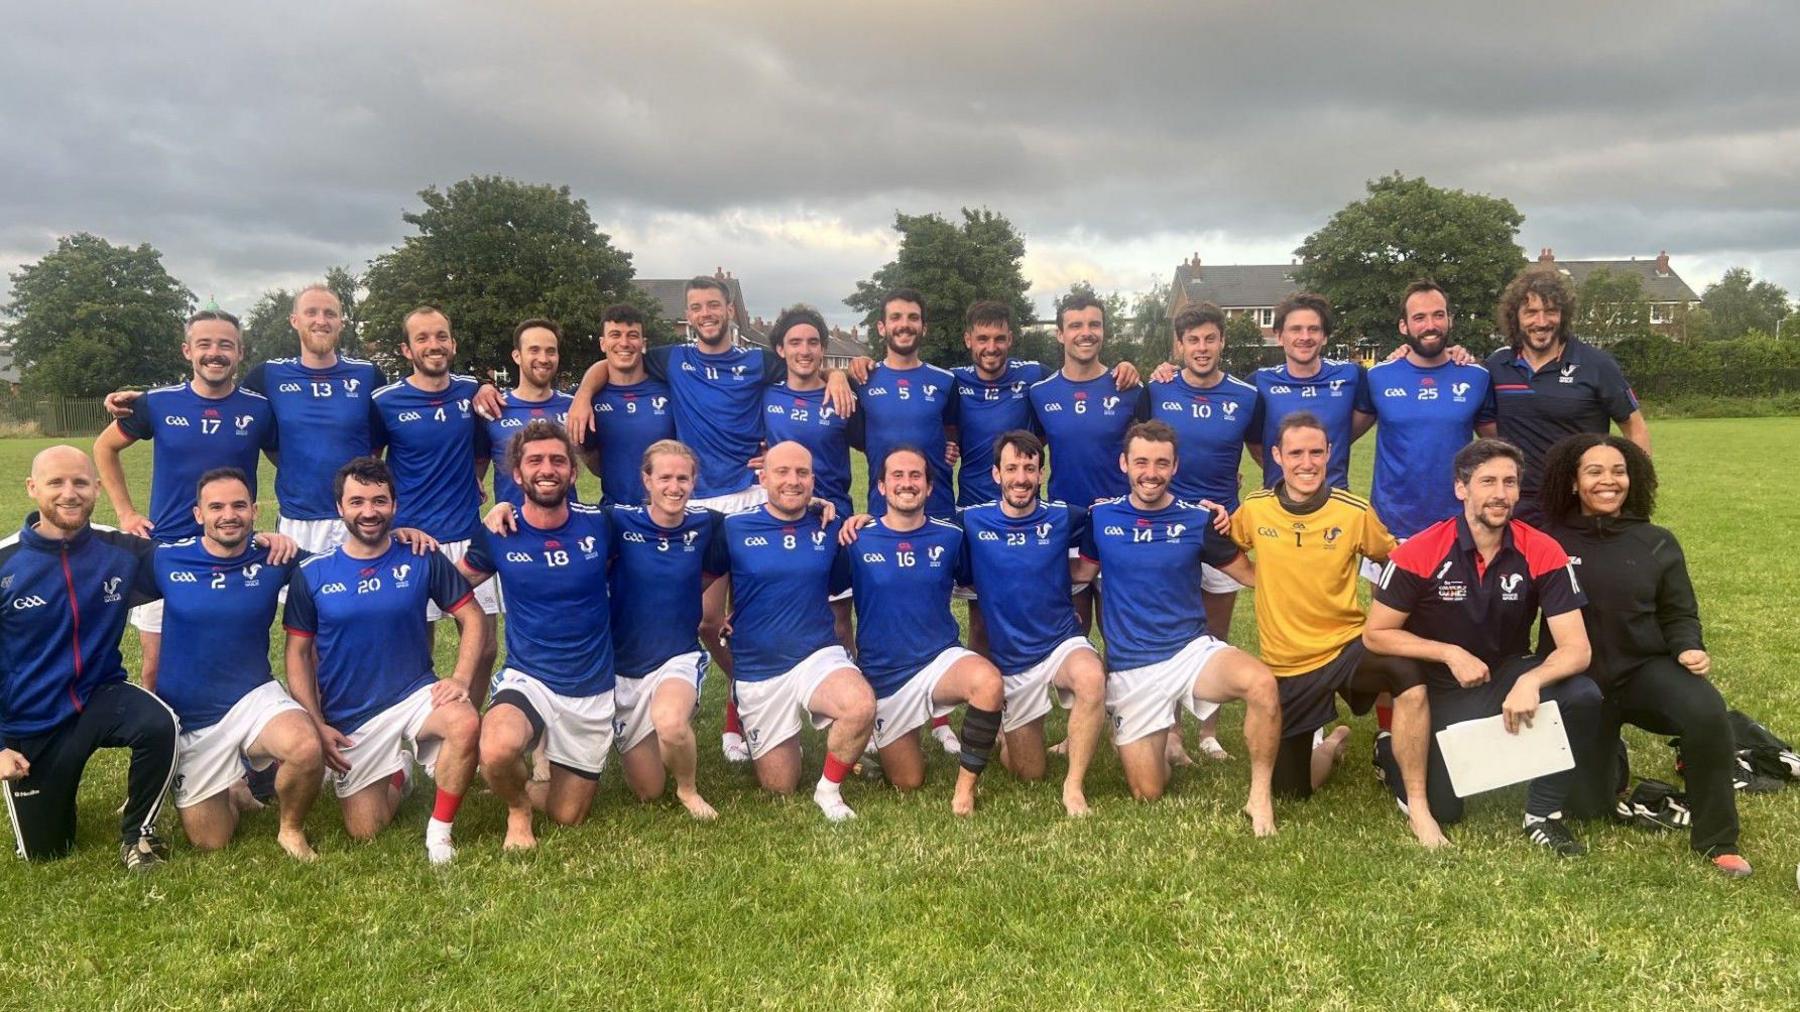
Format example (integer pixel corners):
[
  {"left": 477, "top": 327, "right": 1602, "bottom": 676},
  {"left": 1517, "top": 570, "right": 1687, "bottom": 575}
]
[{"left": 1542, "top": 513, "right": 1705, "bottom": 690}]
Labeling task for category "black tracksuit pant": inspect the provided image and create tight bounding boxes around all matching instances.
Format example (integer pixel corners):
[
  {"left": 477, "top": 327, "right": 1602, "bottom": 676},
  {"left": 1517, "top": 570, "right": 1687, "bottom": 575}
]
[
  {"left": 2, "top": 681, "right": 178, "bottom": 860},
  {"left": 1565, "top": 656, "right": 1739, "bottom": 856}
]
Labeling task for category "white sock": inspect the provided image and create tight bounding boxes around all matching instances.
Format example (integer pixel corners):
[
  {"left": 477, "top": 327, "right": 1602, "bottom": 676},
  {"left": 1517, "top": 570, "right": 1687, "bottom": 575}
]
[{"left": 426, "top": 817, "right": 454, "bottom": 845}]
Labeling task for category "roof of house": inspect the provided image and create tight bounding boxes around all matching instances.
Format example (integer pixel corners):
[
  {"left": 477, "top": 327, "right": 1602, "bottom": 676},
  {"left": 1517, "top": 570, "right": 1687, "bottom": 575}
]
[
  {"left": 631, "top": 274, "right": 758, "bottom": 338},
  {"left": 1173, "top": 262, "right": 1300, "bottom": 310},
  {"left": 1540, "top": 257, "right": 1700, "bottom": 303}
]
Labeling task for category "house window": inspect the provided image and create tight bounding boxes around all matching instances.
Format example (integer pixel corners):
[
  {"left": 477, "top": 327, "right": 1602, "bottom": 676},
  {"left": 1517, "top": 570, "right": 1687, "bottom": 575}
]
[
  {"left": 1649, "top": 303, "right": 1673, "bottom": 324},
  {"left": 1258, "top": 308, "right": 1275, "bottom": 327}
]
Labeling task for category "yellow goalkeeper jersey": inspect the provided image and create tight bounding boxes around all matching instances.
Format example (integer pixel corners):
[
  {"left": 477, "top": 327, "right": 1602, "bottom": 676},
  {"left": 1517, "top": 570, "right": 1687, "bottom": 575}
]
[{"left": 1230, "top": 487, "right": 1398, "bottom": 676}]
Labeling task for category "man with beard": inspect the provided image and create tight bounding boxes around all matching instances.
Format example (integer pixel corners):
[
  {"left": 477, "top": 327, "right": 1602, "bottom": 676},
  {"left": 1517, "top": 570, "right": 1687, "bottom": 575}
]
[
  {"left": 953, "top": 430, "right": 1106, "bottom": 817},
  {"left": 1364, "top": 281, "right": 1498, "bottom": 541},
  {"left": 460, "top": 421, "right": 617, "bottom": 849},
  {"left": 702, "top": 442, "right": 876, "bottom": 821},
  {"left": 580, "top": 303, "right": 674, "bottom": 506},
  {"left": 1071, "top": 422, "right": 1278, "bottom": 830},
  {"left": 1485, "top": 266, "right": 1650, "bottom": 526},
  {"left": 1247, "top": 293, "right": 1371, "bottom": 492},
  {"left": 1365, "top": 439, "right": 1600, "bottom": 856},
  {"left": 563, "top": 277, "right": 856, "bottom": 764},
  {"left": 845, "top": 447, "right": 1005, "bottom": 816},
  {"left": 484, "top": 319, "right": 578, "bottom": 507},
  {"left": 94, "top": 309, "right": 278, "bottom": 695},
  {"left": 853, "top": 290, "right": 959, "bottom": 520},
  {"left": 283, "top": 457, "right": 485, "bottom": 864}
]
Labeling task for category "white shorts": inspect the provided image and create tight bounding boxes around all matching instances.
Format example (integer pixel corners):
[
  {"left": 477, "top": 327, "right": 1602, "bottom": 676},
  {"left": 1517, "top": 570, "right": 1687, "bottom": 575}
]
[
  {"left": 1201, "top": 564, "right": 1243, "bottom": 595},
  {"left": 279, "top": 516, "right": 347, "bottom": 554},
  {"left": 952, "top": 584, "right": 978, "bottom": 601},
  {"left": 129, "top": 598, "right": 164, "bottom": 634},
  {"left": 732, "top": 645, "right": 857, "bottom": 760},
  {"left": 829, "top": 586, "right": 854, "bottom": 603},
  {"left": 872, "top": 646, "right": 976, "bottom": 749},
  {"left": 612, "top": 651, "right": 706, "bottom": 754},
  {"left": 172, "top": 681, "right": 305, "bottom": 808},
  {"left": 691, "top": 486, "right": 768, "bottom": 515},
  {"left": 332, "top": 682, "right": 444, "bottom": 798},
  {"left": 489, "top": 668, "right": 614, "bottom": 776},
  {"left": 1105, "top": 635, "right": 1232, "bottom": 746},
  {"left": 428, "top": 539, "right": 502, "bottom": 619},
  {"left": 1001, "top": 636, "right": 1099, "bottom": 734},
  {"left": 1068, "top": 546, "right": 1091, "bottom": 597}
]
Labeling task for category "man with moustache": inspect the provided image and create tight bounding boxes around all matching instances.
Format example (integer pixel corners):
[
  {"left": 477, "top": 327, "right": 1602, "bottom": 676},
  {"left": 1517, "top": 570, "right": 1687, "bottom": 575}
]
[
  {"left": 94, "top": 309, "right": 278, "bottom": 694},
  {"left": 459, "top": 421, "right": 618, "bottom": 850},
  {"left": 1071, "top": 422, "right": 1278, "bottom": 831},
  {"left": 283, "top": 457, "right": 485, "bottom": 864},
  {"left": 1364, "top": 439, "right": 1600, "bottom": 855},
  {"left": 1247, "top": 293, "right": 1371, "bottom": 491},
  {"left": 853, "top": 290, "right": 959, "bottom": 520},
  {"left": 953, "top": 430, "right": 1107, "bottom": 817},
  {"left": 483, "top": 319, "right": 578, "bottom": 508},
  {"left": 1485, "top": 266, "right": 1651, "bottom": 525},
  {"left": 702, "top": 442, "right": 876, "bottom": 821},
  {"left": 580, "top": 303, "right": 675, "bottom": 506}
]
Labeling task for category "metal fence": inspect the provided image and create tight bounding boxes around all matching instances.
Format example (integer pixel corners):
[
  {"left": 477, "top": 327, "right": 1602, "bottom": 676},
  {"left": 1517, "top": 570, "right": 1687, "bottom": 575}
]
[{"left": 0, "top": 397, "right": 111, "bottom": 437}]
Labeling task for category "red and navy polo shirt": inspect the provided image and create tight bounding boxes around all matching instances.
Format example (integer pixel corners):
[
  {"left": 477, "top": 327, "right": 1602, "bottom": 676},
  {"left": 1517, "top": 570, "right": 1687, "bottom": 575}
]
[
  {"left": 1483, "top": 337, "right": 1638, "bottom": 496},
  {"left": 1373, "top": 516, "right": 1585, "bottom": 673}
]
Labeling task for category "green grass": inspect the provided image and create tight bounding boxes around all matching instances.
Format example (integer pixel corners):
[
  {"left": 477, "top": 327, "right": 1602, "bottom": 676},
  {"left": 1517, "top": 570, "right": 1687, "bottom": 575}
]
[{"left": 4, "top": 421, "right": 1800, "bottom": 1010}]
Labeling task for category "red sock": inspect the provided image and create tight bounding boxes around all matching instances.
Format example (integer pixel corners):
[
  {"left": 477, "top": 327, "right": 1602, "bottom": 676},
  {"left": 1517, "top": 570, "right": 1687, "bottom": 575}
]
[
  {"left": 431, "top": 788, "right": 464, "bottom": 824},
  {"left": 724, "top": 694, "right": 743, "bottom": 736},
  {"left": 389, "top": 770, "right": 407, "bottom": 790},
  {"left": 1376, "top": 702, "right": 1394, "bottom": 732},
  {"left": 931, "top": 714, "right": 952, "bottom": 730},
  {"left": 822, "top": 754, "right": 852, "bottom": 785}
]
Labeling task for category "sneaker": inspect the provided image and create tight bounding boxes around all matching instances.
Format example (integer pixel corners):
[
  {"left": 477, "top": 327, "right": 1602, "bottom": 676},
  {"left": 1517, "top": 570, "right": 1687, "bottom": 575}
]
[
  {"left": 121, "top": 834, "right": 167, "bottom": 872},
  {"left": 1522, "top": 813, "right": 1586, "bottom": 857},
  {"left": 931, "top": 723, "right": 962, "bottom": 755},
  {"left": 1614, "top": 779, "right": 1691, "bottom": 833},
  {"left": 721, "top": 731, "right": 751, "bottom": 764},
  {"left": 1710, "top": 853, "right": 1753, "bottom": 878}
]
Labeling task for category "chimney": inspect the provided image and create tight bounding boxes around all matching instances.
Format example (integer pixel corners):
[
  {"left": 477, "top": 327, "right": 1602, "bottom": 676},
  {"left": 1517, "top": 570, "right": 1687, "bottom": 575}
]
[
  {"left": 714, "top": 266, "right": 725, "bottom": 279},
  {"left": 1538, "top": 247, "right": 1555, "bottom": 263},
  {"left": 1655, "top": 250, "right": 1671, "bottom": 275}
]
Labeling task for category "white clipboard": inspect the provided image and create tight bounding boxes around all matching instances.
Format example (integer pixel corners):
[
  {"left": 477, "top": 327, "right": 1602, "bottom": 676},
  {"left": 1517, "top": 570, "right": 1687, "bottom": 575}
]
[{"left": 1434, "top": 700, "right": 1575, "bottom": 798}]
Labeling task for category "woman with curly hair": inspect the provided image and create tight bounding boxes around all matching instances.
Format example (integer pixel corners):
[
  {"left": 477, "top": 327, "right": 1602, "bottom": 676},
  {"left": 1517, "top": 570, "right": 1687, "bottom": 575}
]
[{"left": 1538, "top": 432, "right": 1749, "bottom": 876}]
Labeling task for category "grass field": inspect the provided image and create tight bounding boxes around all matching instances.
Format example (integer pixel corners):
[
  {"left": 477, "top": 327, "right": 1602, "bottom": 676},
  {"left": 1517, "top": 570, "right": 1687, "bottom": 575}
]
[{"left": 3, "top": 420, "right": 1800, "bottom": 1010}]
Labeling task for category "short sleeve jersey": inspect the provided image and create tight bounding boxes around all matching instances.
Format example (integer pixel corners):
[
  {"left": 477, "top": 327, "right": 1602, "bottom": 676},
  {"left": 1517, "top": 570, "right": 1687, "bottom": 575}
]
[
  {"left": 953, "top": 361, "right": 1048, "bottom": 507},
  {"left": 1079, "top": 497, "right": 1241, "bottom": 671},
  {"left": 646, "top": 343, "right": 784, "bottom": 499},
  {"left": 762, "top": 383, "right": 860, "bottom": 516},
  {"left": 1373, "top": 517, "right": 1586, "bottom": 672},
  {"left": 1230, "top": 488, "right": 1396, "bottom": 676},
  {"left": 484, "top": 390, "right": 577, "bottom": 507},
  {"left": 152, "top": 538, "right": 301, "bottom": 730},
  {"left": 242, "top": 356, "right": 387, "bottom": 521},
  {"left": 464, "top": 504, "right": 614, "bottom": 696},
  {"left": 585, "top": 379, "right": 675, "bottom": 506},
  {"left": 368, "top": 375, "right": 489, "bottom": 541},
  {"left": 1029, "top": 371, "right": 1142, "bottom": 508},
  {"left": 1250, "top": 360, "right": 1367, "bottom": 491},
  {"left": 1363, "top": 359, "right": 1496, "bottom": 538},
  {"left": 955, "top": 501, "right": 1087, "bottom": 674},
  {"left": 283, "top": 542, "right": 472, "bottom": 730},
  {"left": 1485, "top": 338, "right": 1639, "bottom": 498},
  {"left": 606, "top": 505, "right": 726, "bottom": 677},
  {"left": 856, "top": 363, "right": 959, "bottom": 518},
  {"left": 117, "top": 384, "right": 278, "bottom": 542},
  {"left": 848, "top": 518, "right": 964, "bottom": 698},
  {"left": 1138, "top": 373, "right": 1260, "bottom": 511},
  {"left": 703, "top": 507, "right": 850, "bottom": 683}
]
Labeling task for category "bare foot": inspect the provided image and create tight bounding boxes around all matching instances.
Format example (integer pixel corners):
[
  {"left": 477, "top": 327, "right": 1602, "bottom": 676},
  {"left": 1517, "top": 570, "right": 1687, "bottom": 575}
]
[
  {"left": 503, "top": 810, "right": 537, "bottom": 851},
  {"left": 952, "top": 780, "right": 978, "bottom": 817},
  {"left": 1049, "top": 738, "right": 1070, "bottom": 756},
  {"left": 1062, "top": 785, "right": 1091, "bottom": 818},
  {"left": 677, "top": 788, "right": 719, "bottom": 821},
  {"left": 1243, "top": 802, "right": 1277, "bottom": 838},
  {"left": 1166, "top": 741, "right": 1196, "bottom": 768},
  {"left": 276, "top": 827, "right": 317, "bottom": 862},
  {"left": 530, "top": 742, "right": 552, "bottom": 783},
  {"left": 1409, "top": 811, "right": 1450, "bottom": 850},
  {"left": 228, "top": 780, "right": 265, "bottom": 813},
  {"left": 1325, "top": 725, "right": 1351, "bottom": 763}
]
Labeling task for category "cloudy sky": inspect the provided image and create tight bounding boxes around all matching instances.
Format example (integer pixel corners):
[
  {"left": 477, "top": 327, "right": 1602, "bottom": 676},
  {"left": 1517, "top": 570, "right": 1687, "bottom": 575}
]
[{"left": 4, "top": 2, "right": 1796, "bottom": 328}]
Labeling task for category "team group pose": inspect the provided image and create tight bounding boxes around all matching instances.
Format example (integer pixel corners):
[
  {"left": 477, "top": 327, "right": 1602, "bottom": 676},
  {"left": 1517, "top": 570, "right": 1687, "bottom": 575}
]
[{"left": 2, "top": 261, "right": 1762, "bottom": 878}]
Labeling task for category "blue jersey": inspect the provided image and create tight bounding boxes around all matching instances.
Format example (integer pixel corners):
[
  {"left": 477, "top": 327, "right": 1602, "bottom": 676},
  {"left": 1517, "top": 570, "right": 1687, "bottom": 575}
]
[
  {"left": 856, "top": 362, "right": 959, "bottom": 518},
  {"left": 646, "top": 344, "right": 784, "bottom": 498},
  {"left": 607, "top": 506, "right": 726, "bottom": 677},
  {"left": 585, "top": 379, "right": 674, "bottom": 506},
  {"left": 1029, "top": 371, "right": 1142, "bottom": 509},
  {"left": 849, "top": 518, "right": 964, "bottom": 698},
  {"left": 283, "top": 542, "right": 472, "bottom": 730},
  {"left": 762, "top": 383, "right": 859, "bottom": 516},
  {"left": 955, "top": 501, "right": 1086, "bottom": 675},
  {"left": 953, "top": 360, "right": 1048, "bottom": 507},
  {"left": 368, "top": 375, "right": 489, "bottom": 541},
  {"left": 1365, "top": 359, "right": 1497, "bottom": 538},
  {"left": 152, "top": 538, "right": 300, "bottom": 731},
  {"left": 1138, "top": 373, "right": 1260, "bottom": 511},
  {"left": 703, "top": 508, "right": 849, "bottom": 683},
  {"left": 1251, "top": 360, "right": 1368, "bottom": 490},
  {"left": 1079, "top": 498, "right": 1241, "bottom": 671},
  {"left": 0, "top": 519, "right": 156, "bottom": 739},
  {"left": 484, "top": 390, "right": 577, "bottom": 506},
  {"left": 118, "top": 384, "right": 277, "bottom": 542},
  {"left": 464, "top": 504, "right": 614, "bottom": 696},
  {"left": 242, "top": 356, "right": 387, "bottom": 521}
]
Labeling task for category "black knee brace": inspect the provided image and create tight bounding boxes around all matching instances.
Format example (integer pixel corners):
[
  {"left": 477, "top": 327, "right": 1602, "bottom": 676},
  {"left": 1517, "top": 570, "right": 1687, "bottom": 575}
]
[{"left": 958, "top": 705, "right": 1003, "bottom": 774}]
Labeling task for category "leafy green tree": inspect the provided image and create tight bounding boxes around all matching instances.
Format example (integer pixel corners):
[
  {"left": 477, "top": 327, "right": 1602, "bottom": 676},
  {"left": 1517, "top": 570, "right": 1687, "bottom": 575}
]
[
  {"left": 1574, "top": 268, "right": 1651, "bottom": 344},
  {"left": 1700, "top": 267, "right": 1791, "bottom": 340},
  {"left": 846, "top": 208, "right": 1034, "bottom": 368},
  {"left": 360, "top": 176, "right": 654, "bottom": 383},
  {"left": 1292, "top": 174, "right": 1525, "bottom": 350},
  {"left": 2, "top": 233, "right": 194, "bottom": 397}
]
